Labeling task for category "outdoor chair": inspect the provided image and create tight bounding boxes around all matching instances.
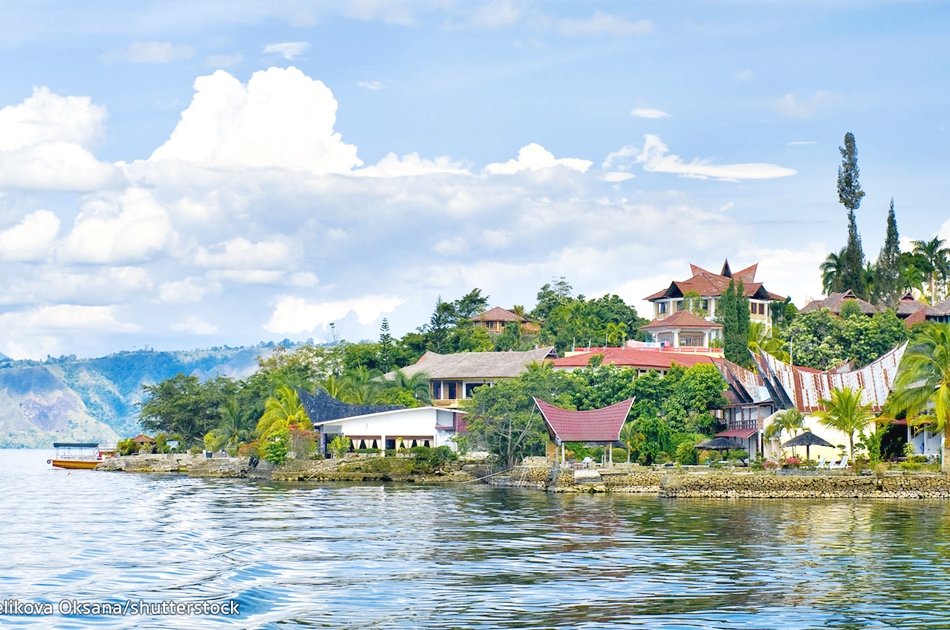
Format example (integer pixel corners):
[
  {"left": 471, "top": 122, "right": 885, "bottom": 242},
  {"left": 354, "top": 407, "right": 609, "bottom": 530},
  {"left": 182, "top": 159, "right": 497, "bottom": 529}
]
[
  {"left": 830, "top": 456, "right": 849, "bottom": 469},
  {"left": 815, "top": 457, "right": 829, "bottom": 469}
]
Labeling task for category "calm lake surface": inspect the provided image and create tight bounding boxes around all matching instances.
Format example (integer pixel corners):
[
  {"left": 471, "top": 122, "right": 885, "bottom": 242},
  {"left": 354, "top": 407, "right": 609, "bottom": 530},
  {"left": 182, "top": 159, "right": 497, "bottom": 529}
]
[{"left": 3, "top": 450, "right": 950, "bottom": 628}]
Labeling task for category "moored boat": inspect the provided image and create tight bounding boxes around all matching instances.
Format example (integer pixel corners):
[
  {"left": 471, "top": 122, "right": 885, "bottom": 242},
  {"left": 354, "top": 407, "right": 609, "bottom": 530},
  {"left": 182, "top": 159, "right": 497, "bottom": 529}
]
[{"left": 48, "top": 442, "right": 116, "bottom": 470}]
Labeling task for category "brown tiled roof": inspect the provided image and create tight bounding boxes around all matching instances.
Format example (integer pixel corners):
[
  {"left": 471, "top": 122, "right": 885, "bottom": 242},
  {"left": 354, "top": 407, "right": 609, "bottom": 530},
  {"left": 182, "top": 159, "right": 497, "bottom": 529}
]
[
  {"left": 800, "top": 290, "right": 878, "bottom": 315},
  {"left": 384, "top": 347, "right": 557, "bottom": 380},
  {"left": 472, "top": 306, "right": 525, "bottom": 323},
  {"left": 552, "top": 347, "right": 716, "bottom": 370},
  {"left": 644, "top": 260, "right": 781, "bottom": 301},
  {"left": 640, "top": 310, "right": 723, "bottom": 330},
  {"left": 534, "top": 397, "right": 633, "bottom": 442}
]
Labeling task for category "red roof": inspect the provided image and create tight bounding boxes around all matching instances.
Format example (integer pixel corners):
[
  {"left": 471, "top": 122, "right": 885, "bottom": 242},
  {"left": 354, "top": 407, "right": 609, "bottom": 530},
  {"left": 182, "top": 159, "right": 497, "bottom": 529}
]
[
  {"left": 640, "top": 310, "right": 723, "bottom": 330},
  {"left": 552, "top": 347, "right": 716, "bottom": 370},
  {"left": 472, "top": 306, "right": 525, "bottom": 323},
  {"left": 644, "top": 261, "right": 782, "bottom": 301},
  {"left": 717, "top": 428, "right": 758, "bottom": 439},
  {"left": 534, "top": 397, "right": 633, "bottom": 442}
]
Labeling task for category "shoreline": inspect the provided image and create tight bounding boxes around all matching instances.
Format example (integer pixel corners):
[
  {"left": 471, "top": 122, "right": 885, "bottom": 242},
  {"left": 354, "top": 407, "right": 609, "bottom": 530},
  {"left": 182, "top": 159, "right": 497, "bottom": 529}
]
[{"left": 95, "top": 454, "right": 950, "bottom": 499}]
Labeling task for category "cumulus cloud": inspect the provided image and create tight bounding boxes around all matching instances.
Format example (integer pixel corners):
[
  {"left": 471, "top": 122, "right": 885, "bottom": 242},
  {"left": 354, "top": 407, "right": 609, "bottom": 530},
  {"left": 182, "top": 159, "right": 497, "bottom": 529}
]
[
  {"left": 615, "top": 134, "right": 797, "bottom": 181},
  {"left": 485, "top": 143, "right": 591, "bottom": 174},
  {"left": 158, "top": 277, "right": 218, "bottom": 304},
  {"left": 556, "top": 11, "right": 653, "bottom": 37},
  {"left": 630, "top": 107, "right": 670, "bottom": 119},
  {"left": 356, "top": 152, "right": 469, "bottom": 177},
  {"left": 58, "top": 188, "right": 178, "bottom": 264},
  {"left": 149, "top": 67, "right": 362, "bottom": 173},
  {"left": 262, "top": 41, "right": 310, "bottom": 60},
  {"left": 600, "top": 171, "right": 636, "bottom": 183},
  {"left": 194, "top": 236, "right": 300, "bottom": 270},
  {"left": 0, "top": 305, "right": 139, "bottom": 332},
  {"left": 0, "top": 210, "right": 59, "bottom": 262},
  {"left": 264, "top": 295, "right": 406, "bottom": 333},
  {"left": 774, "top": 91, "right": 840, "bottom": 119},
  {"left": 0, "top": 87, "right": 121, "bottom": 191}
]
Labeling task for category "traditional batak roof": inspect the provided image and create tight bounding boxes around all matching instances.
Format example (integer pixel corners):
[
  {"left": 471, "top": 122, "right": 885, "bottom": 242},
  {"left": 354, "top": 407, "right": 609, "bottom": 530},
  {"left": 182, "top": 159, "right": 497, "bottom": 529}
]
[
  {"left": 895, "top": 292, "right": 948, "bottom": 321},
  {"left": 299, "top": 388, "right": 403, "bottom": 424},
  {"left": 552, "top": 347, "right": 716, "bottom": 370},
  {"left": 534, "top": 397, "right": 633, "bottom": 443},
  {"left": 384, "top": 347, "right": 557, "bottom": 380},
  {"left": 644, "top": 260, "right": 784, "bottom": 302},
  {"left": 471, "top": 307, "right": 528, "bottom": 323},
  {"left": 640, "top": 310, "right": 723, "bottom": 331},
  {"left": 753, "top": 344, "right": 907, "bottom": 413},
  {"left": 800, "top": 290, "right": 879, "bottom": 316}
]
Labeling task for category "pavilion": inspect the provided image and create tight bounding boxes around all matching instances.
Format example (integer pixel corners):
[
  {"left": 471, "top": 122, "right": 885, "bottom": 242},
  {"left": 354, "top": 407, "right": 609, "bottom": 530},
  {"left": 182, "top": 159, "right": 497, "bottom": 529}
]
[{"left": 533, "top": 397, "right": 634, "bottom": 466}]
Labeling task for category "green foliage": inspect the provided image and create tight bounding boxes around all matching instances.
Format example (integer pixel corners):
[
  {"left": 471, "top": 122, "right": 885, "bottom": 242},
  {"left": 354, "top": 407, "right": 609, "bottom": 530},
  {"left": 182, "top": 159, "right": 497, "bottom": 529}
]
[
  {"left": 785, "top": 308, "right": 907, "bottom": 370},
  {"left": 632, "top": 415, "right": 672, "bottom": 465},
  {"left": 139, "top": 374, "right": 238, "bottom": 443},
  {"left": 911, "top": 236, "right": 950, "bottom": 303},
  {"left": 673, "top": 435, "right": 703, "bottom": 465},
  {"left": 837, "top": 132, "right": 868, "bottom": 298},
  {"left": 407, "top": 446, "right": 457, "bottom": 473},
  {"left": 329, "top": 434, "right": 350, "bottom": 459},
  {"left": 873, "top": 199, "right": 902, "bottom": 307},
  {"left": 421, "top": 289, "right": 492, "bottom": 354},
  {"left": 263, "top": 429, "right": 290, "bottom": 465},
  {"left": 764, "top": 408, "right": 804, "bottom": 442},
  {"left": 117, "top": 438, "right": 137, "bottom": 456},
  {"left": 719, "top": 280, "right": 751, "bottom": 367},
  {"left": 815, "top": 386, "right": 874, "bottom": 459},
  {"left": 256, "top": 385, "right": 309, "bottom": 442},
  {"left": 533, "top": 282, "right": 646, "bottom": 354},
  {"left": 567, "top": 364, "right": 636, "bottom": 410}
]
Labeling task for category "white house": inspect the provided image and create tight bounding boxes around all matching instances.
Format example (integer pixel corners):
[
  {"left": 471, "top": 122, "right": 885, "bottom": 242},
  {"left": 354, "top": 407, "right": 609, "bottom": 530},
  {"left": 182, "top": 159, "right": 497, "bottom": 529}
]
[{"left": 314, "top": 406, "right": 467, "bottom": 455}]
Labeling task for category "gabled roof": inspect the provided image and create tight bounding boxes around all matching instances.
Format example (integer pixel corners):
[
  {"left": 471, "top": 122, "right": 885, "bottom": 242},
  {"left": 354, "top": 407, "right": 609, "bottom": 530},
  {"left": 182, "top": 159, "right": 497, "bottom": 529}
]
[
  {"left": 800, "top": 290, "right": 878, "bottom": 315},
  {"left": 299, "top": 388, "right": 403, "bottom": 424},
  {"left": 384, "top": 347, "right": 557, "bottom": 380},
  {"left": 640, "top": 310, "right": 723, "bottom": 330},
  {"left": 534, "top": 397, "right": 633, "bottom": 442},
  {"left": 552, "top": 347, "right": 716, "bottom": 370},
  {"left": 753, "top": 343, "right": 907, "bottom": 413},
  {"left": 644, "top": 260, "right": 782, "bottom": 301},
  {"left": 472, "top": 306, "right": 527, "bottom": 323}
]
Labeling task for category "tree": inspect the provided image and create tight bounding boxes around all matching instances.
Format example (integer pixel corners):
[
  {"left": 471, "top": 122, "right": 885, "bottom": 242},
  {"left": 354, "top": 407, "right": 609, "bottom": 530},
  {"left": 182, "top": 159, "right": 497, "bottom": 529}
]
[
  {"left": 748, "top": 321, "right": 789, "bottom": 362},
  {"left": 837, "top": 132, "right": 867, "bottom": 298},
  {"left": 532, "top": 277, "right": 574, "bottom": 322},
  {"left": 377, "top": 318, "right": 396, "bottom": 373},
  {"left": 256, "top": 385, "right": 310, "bottom": 442},
  {"left": 619, "top": 422, "right": 644, "bottom": 463},
  {"left": 888, "top": 323, "right": 950, "bottom": 473},
  {"left": 139, "top": 374, "right": 237, "bottom": 443},
  {"left": 821, "top": 248, "right": 847, "bottom": 295},
  {"left": 764, "top": 408, "right": 804, "bottom": 449},
  {"left": 718, "top": 280, "right": 751, "bottom": 367},
  {"left": 873, "top": 199, "right": 902, "bottom": 307},
  {"left": 898, "top": 251, "right": 928, "bottom": 296},
  {"left": 815, "top": 386, "right": 874, "bottom": 461},
  {"left": 912, "top": 236, "right": 950, "bottom": 304}
]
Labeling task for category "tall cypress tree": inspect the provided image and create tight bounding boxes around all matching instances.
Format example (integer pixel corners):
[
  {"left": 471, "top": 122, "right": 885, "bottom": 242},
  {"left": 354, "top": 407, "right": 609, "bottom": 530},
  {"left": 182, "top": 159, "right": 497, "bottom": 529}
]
[
  {"left": 718, "top": 280, "right": 751, "bottom": 367},
  {"left": 872, "top": 199, "right": 901, "bottom": 307},
  {"left": 837, "top": 132, "right": 867, "bottom": 298}
]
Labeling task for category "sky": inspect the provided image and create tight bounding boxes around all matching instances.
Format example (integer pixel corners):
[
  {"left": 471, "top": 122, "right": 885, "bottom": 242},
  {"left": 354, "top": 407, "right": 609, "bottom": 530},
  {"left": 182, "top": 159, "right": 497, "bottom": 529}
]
[{"left": 1, "top": 0, "right": 949, "bottom": 360}]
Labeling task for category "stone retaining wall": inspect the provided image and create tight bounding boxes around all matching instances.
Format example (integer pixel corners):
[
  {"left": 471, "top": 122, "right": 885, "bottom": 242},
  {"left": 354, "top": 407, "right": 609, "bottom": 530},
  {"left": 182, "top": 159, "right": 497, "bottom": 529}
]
[{"left": 659, "top": 471, "right": 950, "bottom": 499}]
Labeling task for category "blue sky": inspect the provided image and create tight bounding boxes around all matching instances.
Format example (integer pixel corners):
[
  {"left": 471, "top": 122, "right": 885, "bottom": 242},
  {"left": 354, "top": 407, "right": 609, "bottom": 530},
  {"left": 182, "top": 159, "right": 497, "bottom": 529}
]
[{"left": 0, "top": 1, "right": 948, "bottom": 359}]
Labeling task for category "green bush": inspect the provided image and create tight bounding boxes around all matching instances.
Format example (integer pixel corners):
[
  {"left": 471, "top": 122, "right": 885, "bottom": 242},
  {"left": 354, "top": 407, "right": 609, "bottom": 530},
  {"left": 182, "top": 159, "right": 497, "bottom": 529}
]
[
  {"left": 264, "top": 430, "right": 290, "bottom": 465},
  {"left": 409, "top": 446, "right": 457, "bottom": 473},
  {"left": 611, "top": 447, "right": 628, "bottom": 463},
  {"left": 674, "top": 440, "right": 699, "bottom": 465},
  {"left": 329, "top": 435, "right": 350, "bottom": 459}
]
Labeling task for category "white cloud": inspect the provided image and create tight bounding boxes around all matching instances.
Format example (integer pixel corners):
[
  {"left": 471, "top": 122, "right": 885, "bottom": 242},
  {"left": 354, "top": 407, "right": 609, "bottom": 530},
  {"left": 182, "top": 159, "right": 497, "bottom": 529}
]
[
  {"left": 356, "top": 80, "right": 384, "bottom": 91},
  {"left": 630, "top": 107, "right": 670, "bottom": 119},
  {"left": 262, "top": 41, "right": 310, "bottom": 60},
  {"left": 264, "top": 295, "right": 405, "bottom": 333},
  {"left": 619, "top": 134, "right": 797, "bottom": 181},
  {"left": 149, "top": 67, "right": 362, "bottom": 173},
  {"left": 0, "top": 267, "right": 153, "bottom": 307},
  {"left": 59, "top": 188, "right": 178, "bottom": 264},
  {"left": 556, "top": 11, "right": 653, "bottom": 37},
  {"left": 737, "top": 242, "right": 828, "bottom": 305},
  {"left": 774, "top": 91, "right": 840, "bottom": 119},
  {"left": 600, "top": 171, "right": 636, "bottom": 183},
  {"left": 0, "top": 305, "right": 139, "bottom": 332},
  {"left": 194, "top": 236, "right": 300, "bottom": 270},
  {"left": 735, "top": 69, "right": 754, "bottom": 82},
  {"left": 0, "top": 210, "right": 60, "bottom": 261},
  {"left": 124, "top": 42, "right": 195, "bottom": 64},
  {"left": 485, "top": 143, "right": 591, "bottom": 174},
  {"left": 171, "top": 315, "right": 219, "bottom": 335},
  {"left": 787, "top": 140, "right": 817, "bottom": 146},
  {"left": 356, "top": 152, "right": 469, "bottom": 177},
  {"left": 158, "top": 277, "right": 218, "bottom": 304},
  {"left": 469, "top": 0, "right": 521, "bottom": 29}
]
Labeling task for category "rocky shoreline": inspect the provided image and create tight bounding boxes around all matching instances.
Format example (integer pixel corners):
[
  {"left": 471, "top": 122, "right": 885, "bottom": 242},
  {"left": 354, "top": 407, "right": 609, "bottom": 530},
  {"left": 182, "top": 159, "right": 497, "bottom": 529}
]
[{"left": 97, "top": 455, "right": 950, "bottom": 499}]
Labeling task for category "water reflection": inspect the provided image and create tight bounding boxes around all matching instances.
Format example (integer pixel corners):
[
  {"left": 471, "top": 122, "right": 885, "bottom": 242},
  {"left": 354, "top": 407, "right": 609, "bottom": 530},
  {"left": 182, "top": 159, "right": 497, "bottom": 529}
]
[{"left": 2, "top": 450, "right": 950, "bottom": 628}]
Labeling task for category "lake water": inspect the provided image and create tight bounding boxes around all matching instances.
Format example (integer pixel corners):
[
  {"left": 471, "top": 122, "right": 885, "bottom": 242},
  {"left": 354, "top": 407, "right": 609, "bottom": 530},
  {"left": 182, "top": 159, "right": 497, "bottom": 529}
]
[{"left": 3, "top": 450, "right": 950, "bottom": 628}]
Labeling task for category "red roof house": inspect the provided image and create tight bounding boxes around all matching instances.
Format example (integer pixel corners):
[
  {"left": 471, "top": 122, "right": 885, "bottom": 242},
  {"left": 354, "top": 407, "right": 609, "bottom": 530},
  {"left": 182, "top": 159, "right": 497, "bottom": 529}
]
[{"left": 534, "top": 397, "right": 633, "bottom": 443}]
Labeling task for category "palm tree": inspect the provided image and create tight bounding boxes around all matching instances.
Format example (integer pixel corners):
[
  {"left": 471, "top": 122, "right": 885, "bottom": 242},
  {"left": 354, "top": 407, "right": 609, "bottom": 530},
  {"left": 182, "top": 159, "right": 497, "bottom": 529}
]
[
  {"left": 764, "top": 408, "right": 805, "bottom": 453},
  {"left": 605, "top": 321, "right": 628, "bottom": 347},
  {"left": 821, "top": 248, "right": 847, "bottom": 295},
  {"left": 912, "top": 237, "right": 950, "bottom": 303},
  {"left": 814, "top": 386, "right": 874, "bottom": 461},
  {"left": 889, "top": 323, "right": 950, "bottom": 473},
  {"left": 619, "top": 422, "right": 644, "bottom": 463},
  {"left": 257, "top": 385, "right": 309, "bottom": 440},
  {"left": 898, "top": 251, "right": 928, "bottom": 296},
  {"left": 747, "top": 321, "right": 790, "bottom": 362},
  {"left": 388, "top": 369, "right": 432, "bottom": 404}
]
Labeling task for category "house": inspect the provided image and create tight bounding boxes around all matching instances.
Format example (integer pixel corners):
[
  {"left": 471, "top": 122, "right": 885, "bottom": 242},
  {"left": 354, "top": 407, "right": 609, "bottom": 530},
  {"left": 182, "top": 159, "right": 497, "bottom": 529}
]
[
  {"left": 534, "top": 397, "right": 633, "bottom": 466},
  {"left": 383, "top": 346, "right": 558, "bottom": 408},
  {"left": 552, "top": 346, "right": 717, "bottom": 376},
  {"left": 800, "top": 290, "right": 878, "bottom": 316},
  {"left": 642, "top": 260, "right": 784, "bottom": 348},
  {"left": 895, "top": 292, "right": 950, "bottom": 326},
  {"left": 471, "top": 306, "right": 541, "bottom": 335},
  {"left": 312, "top": 406, "right": 467, "bottom": 455},
  {"left": 712, "top": 359, "right": 776, "bottom": 459}
]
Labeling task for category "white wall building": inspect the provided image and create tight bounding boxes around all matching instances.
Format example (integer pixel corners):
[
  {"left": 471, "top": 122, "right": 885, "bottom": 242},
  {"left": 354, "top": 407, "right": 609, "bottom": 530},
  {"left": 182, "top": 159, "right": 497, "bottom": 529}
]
[{"left": 314, "top": 406, "right": 466, "bottom": 454}]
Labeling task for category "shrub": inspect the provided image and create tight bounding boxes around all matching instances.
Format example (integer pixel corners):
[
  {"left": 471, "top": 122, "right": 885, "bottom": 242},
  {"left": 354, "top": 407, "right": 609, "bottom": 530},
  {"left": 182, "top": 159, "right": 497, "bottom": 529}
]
[
  {"left": 263, "top": 430, "right": 289, "bottom": 465},
  {"left": 409, "top": 446, "right": 457, "bottom": 473},
  {"left": 726, "top": 449, "right": 749, "bottom": 464},
  {"left": 782, "top": 456, "right": 802, "bottom": 469},
  {"left": 674, "top": 440, "right": 699, "bottom": 465},
  {"left": 611, "top": 447, "right": 628, "bottom": 463},
  {"left": 329, "top": 435, "right": 350, "bottom": 459}
]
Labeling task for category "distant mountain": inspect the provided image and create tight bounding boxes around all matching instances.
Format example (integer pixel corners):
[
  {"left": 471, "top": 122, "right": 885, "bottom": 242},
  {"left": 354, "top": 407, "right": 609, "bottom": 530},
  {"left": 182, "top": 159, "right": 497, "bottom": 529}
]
[{"left": 0, "top": 343, "right": 278, "bottom": 448}]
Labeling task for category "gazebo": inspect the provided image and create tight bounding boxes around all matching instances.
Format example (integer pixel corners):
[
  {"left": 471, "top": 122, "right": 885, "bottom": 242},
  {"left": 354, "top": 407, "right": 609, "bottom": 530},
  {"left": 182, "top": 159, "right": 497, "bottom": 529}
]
[{"left": 533, "top": 397, "right": 634, "bottom": 466}]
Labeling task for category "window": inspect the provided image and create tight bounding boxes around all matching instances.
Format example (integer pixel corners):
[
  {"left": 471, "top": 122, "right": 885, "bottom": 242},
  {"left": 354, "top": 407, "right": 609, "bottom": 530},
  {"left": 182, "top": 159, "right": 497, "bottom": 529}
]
[
  {"left": 658, "top": 302, "right": 667, "bottom": 314},
  {"left": 445, "top": 381, "right": 458, "bottom": 400}
]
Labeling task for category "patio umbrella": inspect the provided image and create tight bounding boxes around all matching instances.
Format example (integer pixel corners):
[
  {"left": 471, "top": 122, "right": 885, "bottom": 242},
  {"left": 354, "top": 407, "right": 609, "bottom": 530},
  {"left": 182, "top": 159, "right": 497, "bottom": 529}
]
[
  {"left": 696, "top": 437, "right": 744, "bottom": 451},
  {"left": 782, "top": 431, "right": 834, "bottom": 461}
]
